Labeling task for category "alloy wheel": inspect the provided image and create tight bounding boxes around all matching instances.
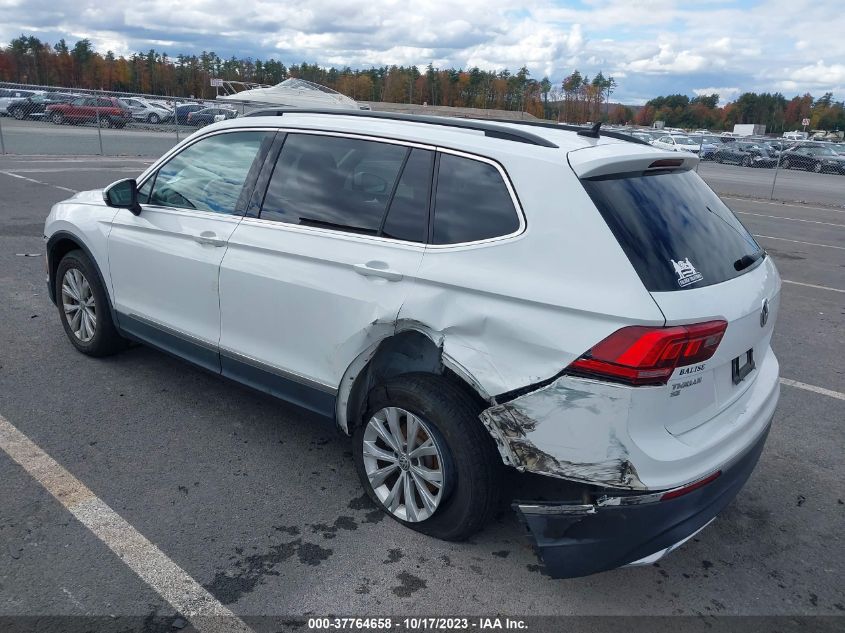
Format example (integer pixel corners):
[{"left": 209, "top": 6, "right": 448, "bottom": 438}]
[
  {"left": 61, "top": 268, "right": 97, "bottom": 342},
  {"left": 362, "top": 407, "right": 445, "bottom": 522}
]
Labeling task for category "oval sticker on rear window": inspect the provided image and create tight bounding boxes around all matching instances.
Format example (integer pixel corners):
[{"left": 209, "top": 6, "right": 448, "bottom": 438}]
[{"left": 671, "top": 257, "right": 704, "bottom": 287}]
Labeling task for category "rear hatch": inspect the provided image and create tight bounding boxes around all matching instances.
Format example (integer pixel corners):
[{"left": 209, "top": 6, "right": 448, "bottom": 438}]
[{"left": 572, "top": 145, "right": 780, "bottom": 436}]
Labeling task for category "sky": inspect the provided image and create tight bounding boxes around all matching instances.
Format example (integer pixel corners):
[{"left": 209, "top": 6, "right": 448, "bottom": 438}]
[{"left": 1, "top": 0, "right": 843, "bottom": 104}]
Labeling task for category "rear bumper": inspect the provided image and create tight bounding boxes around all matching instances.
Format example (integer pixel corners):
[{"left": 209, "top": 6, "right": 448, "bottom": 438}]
[{"left": 515, "top": 419, "right": 770, "bottom": 578}]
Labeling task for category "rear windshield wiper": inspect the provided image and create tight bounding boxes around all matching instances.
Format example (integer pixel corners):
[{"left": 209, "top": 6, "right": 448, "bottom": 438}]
[{"left": 734, "top": 250, "right": 766, "bottom": 271}]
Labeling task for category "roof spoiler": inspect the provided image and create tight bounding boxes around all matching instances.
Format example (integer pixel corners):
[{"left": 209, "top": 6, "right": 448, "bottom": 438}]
[{"left": 568, "top": 144, "right": 699, "bottom": 179}]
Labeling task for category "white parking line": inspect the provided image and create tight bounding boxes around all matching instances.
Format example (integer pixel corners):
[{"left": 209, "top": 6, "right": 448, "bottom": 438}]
[
  {"left": 0, "top": 413, "right": 255, "bottom": 633},
  {"left": 723, "top": 196, "right": 845, "bottom": 214},
  {"left": 782, "top": 279, "right": 845, "bottom": 294},
  {"left": 736, "top": 210, "right": 845, "bottom": 228},
  {"left": 0, "top": 170, "right": 78, "bottom": 193},
  {"left": 753, "top": 234, "right": 845, "bottom": 250},
  {"left": 780, "top": 379, "right": 845, "bottom": 401}
]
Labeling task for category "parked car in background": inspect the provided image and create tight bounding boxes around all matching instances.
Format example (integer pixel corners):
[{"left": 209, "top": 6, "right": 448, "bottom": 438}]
[
  {"left": 174, "top": 103, "right": 205, "bottom": 125},
  {"left": 46, "top": 96, "right": 133, "bottom": 128},
  {"left": 0, "top": 88, "right": 39, "bottom": 114},
  {"left": 689, "top": 134, "right": 721, "bottom": 160},
  {"left": 6, "top": 93, "right": 78, "bottom": 120},
  {"left": 122, "top": 97, "right": 173, "bottom": 124},
  {"left": 186, "top": 107, "right": 238, "bottom": 127},
  {"left": 714, "top": 142, "right": 778, "bottom": 168},
  {"left": 651, "top": 134, "right": 700, "bottom": 154},
  {"left": 781, "top": 144, "right": 845, "bottom": 174}
]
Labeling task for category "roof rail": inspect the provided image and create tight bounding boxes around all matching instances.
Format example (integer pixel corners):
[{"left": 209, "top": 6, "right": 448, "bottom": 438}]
[
  {"left": 487, "top": 118, "right": 652, "bottom": 146},
  {"left": 242, "top": 108, "right": 559, "bottom": 148}
]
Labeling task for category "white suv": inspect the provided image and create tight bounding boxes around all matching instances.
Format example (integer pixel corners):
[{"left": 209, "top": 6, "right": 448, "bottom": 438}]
[{"left": 44, "top": 110, "right": 781, "bottom": 578}]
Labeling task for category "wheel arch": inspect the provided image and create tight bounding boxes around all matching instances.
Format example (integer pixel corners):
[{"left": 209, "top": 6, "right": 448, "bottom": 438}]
[
  {"left": 46, "top": 231, "right": 114, "bottom": 312},
  {"left": 335, "top": 324, "right": 493, "bottom": 436}
]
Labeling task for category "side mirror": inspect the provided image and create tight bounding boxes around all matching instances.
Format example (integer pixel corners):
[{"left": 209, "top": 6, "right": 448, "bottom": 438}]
[{"left": 103, "top": 178, "right": 142, "bottom": 215}]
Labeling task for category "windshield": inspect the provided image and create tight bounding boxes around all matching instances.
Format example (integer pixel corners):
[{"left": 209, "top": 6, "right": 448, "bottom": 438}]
[{"left": 581, "top": 169, "right": 762, "bottom": 292}]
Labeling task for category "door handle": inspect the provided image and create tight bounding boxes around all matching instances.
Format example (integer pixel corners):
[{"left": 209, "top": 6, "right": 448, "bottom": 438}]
[
  {"left": 352, "top": 262, "right": 404, "bottom": 282},
  {"left": 194, "top": 231, "right": 226, "bottom": 247}
]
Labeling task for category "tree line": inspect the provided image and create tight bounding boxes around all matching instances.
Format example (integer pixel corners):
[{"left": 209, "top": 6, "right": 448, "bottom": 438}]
[
  {"left": 634, "top": 92, "right": 844, "bottom": 132},
  {"left": 0, "top": 34, "right": 620, "bottom": 121},
  {"left": 2, "top": 34, "right": 842, "bottom": 131}
]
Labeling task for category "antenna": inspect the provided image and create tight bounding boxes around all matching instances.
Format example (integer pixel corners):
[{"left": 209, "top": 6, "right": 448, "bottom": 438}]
[{"left": 578, "top": 121, "right": 602, "bottom": 139}]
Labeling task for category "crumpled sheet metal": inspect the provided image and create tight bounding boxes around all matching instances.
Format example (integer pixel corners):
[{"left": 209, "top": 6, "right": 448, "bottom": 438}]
[{"left": 480, "top": 375, "right": 646, "bottom": 489}]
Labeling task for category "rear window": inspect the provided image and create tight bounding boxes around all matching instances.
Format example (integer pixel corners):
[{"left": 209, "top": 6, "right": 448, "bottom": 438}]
[{"left": 581, "top": 169, "right": 762, "bottom": 292}]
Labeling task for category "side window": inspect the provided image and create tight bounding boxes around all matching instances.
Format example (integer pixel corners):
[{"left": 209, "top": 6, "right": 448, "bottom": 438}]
[
  {"left": 149, "top": 131, "right": 270, "bottom": 214},
  {"left": 381, "top": 149, "right": 434, "bottom": 243},
  {"left": 97, "top": 98, "right": 113, "bottom": 107},
  {"left": 84, "top": 98, "right": 98, "bottom": 107},
  {"left": 431, "top": 153, "right": 520, "bottom": 245},
  {"left": 72, "top": 97, "right": 86, "bottom": 106},
  {"left": 260, "top": 134, "right": 408, "bottom": 234},
  {"left": 137, "top": 177, "right": 153, "bottom": 204}
]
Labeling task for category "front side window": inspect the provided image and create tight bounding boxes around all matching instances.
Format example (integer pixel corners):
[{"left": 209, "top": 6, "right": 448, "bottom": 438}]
[
  {"left": 261, "top": 134, "right": 409, "bottom": 234},
  {"left": 148, "top": 131, "right": 270, "bottom": 215},
  {"left": 431, "top": 153, "right": 520, "bottom": 245}
]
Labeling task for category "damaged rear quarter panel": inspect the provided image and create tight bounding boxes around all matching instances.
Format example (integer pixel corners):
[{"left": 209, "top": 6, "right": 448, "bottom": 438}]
[{"left": 480, "top": 375, "right": 647, "bottom": 489}]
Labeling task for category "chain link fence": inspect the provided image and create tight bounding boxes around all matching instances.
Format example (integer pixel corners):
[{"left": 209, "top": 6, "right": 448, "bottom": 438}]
[
  {"left": 0, "top": 81, "right": 278, "bottom": 157},
  {"left": 2, "top": 82, "right": 844, "bottom": 207}
]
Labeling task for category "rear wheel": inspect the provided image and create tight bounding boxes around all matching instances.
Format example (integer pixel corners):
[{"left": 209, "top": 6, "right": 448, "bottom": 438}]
[
  {"left": 55, "top": 250, "right": 127, "bottom": 357},
  {"left": 353, "top": 373, "right": 501, "bottom": 541},
  {"left": 813, "top": 162, "right": 823, "bottom": 173},
  {"left": 98, "top": 117, "right": 113, "bottom": 128},
  {"left": 51, "top": 111, "right": 64, "bottom": 124},
  {"left": 742, "top": 155, "right": 752, "bottom": 167},
  {"left": 782, "top": 158, "right": 791, "bottom": 169},
  {"left": 11, "top": 108, "right": 25, "bottom": 120},
  {"left": 148, "top": 112, "right": 160, "bottom": 124}
]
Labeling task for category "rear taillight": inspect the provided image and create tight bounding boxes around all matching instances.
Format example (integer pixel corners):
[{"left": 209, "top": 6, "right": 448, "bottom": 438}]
[{"left": 566, "top": 320, "right": 727, "bottom": 386}]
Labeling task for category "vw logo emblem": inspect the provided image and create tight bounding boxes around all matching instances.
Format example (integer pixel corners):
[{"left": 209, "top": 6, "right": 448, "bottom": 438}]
[{"left": 760, "top": 298, "right": 769, "bottom": 327}]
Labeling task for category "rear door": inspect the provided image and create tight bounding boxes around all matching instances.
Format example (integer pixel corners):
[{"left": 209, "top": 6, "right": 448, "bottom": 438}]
[
  {"left": 577, "top": 157, "right": 780, "bottom": 437},
  {"left": 218, "top": 132, "right": 432, "bottom": 413}
]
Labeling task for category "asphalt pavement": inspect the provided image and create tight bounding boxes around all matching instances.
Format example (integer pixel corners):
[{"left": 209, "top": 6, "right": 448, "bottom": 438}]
[{"left": 0, "top": 156, "right": 842, "bottom": 630}]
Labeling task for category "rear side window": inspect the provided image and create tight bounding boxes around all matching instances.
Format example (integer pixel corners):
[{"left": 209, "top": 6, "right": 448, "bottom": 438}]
[
  {"left": 381, "top": 149, "right": 433, "bottom": 243},
  {"left": 581, "top": 169, "right": 762, "bottom": 292},
  {"left": 261, "top": 134, "right": 408, "bottom": 235},
  {"left": 431, "top": 154, "right": 519, "bottom": 245}
]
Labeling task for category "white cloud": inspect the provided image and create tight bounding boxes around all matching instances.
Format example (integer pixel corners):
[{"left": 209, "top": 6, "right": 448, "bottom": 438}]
[{"left": 1, "top": 0, "right": 844, "bottom": 102}]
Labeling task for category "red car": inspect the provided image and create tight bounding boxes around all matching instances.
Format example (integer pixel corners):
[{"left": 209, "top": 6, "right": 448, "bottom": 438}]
[{"left": 46, "top": 96, "right": 132, "bottom": 128}]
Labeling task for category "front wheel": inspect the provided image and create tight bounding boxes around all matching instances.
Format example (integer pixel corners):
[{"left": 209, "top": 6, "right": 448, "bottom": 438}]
[
  {"left": 782, "top": 159, "right": 791, "bottom": 169},
  {"left": 55, "top": 250, "right": 127, "bottom": 357},
  {"left": 51, "top": 111, "right": 64, "bottom": 124},
  {"left": 742, "top": 156, "right": 752, "bottom": 167},
  {"left": 813, "top": 162, "right": 823, "bottom": 173},
  {"left": 148, "top": 112, "right": 160, "bottom": 124},
  {"left": 353, "top": 373, "right": 501, "bottom": 541},
  {"left": 11, "top": 108, "right": 25, "bottom": 120}
]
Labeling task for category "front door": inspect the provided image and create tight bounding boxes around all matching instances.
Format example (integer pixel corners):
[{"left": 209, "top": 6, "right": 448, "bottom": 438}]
[{"left": 107, "top": 130, "right": 274, "bottom": 371}]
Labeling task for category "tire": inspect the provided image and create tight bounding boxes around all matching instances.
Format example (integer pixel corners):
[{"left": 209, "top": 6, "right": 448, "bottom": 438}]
[
  {"left": 813, "top": 162, "right": 823, "bottom": 173},
  {"left": 353, "top": 373, "right": 501, "bottom": 541},
  {"left": 715, "top": 154, "right": 723, "bottom": 164},
  {"left": 11, "top": 108, "right": 25, "bottom": 120},
  {"left": 99, "top": 117, "right": 113, "bottom": 128},
  {"left": 782, "top": 159, "right": 791, "bottom": 170},
  {"left": 148, "top": 113, "right": 160, "bottom": 124},
  {"left": 55, "top": 250, "right": 127, "bottom": 357},
  {"left": 51, "top": 111, "right": 64, "bottom": 124},
  {"left": 742, "top": 156, "right": 752, "bottom": 167}
]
